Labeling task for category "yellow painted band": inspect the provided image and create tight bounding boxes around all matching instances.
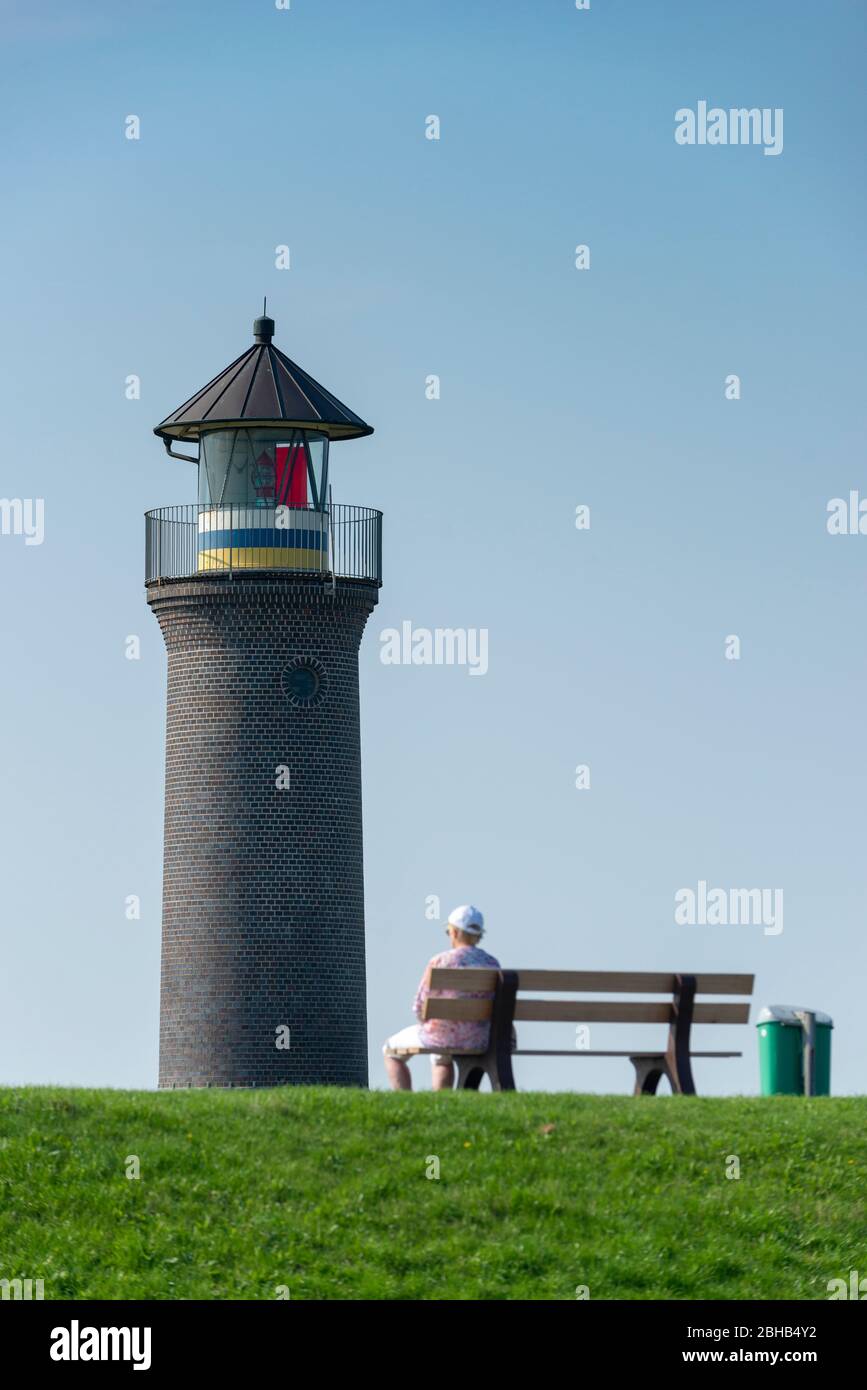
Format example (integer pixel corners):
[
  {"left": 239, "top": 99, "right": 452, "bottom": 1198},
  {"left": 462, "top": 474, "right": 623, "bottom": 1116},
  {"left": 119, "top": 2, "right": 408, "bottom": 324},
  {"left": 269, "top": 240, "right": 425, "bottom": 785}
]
[{"left": 197, "top": 547, "right": 325, "bottom": 572}]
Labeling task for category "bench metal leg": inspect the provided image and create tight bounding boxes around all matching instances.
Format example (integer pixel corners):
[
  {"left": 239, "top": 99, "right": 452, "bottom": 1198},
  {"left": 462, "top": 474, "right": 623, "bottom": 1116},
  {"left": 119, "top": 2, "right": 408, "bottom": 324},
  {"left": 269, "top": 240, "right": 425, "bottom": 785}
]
[
  {"left": 448, "top": 971, "right": 520, "bottom": 1092},
  {"left": 666, "top": 974, "right": 697, "bottom": 1095},
  {"left": 455, "top": 1057, "right": 486, "bottom": 1090},
  {"left": 487, "top": 1046, "right": 515, "bottom": 1092},
  {"left": 490, "top": 971, "right": 518, "bottom": 1090},
  {"left": 631, "top": 1055, "right": 668, "bottom": 1095},
  {"left": 452, "top": 1056, "right": 514, "bottom": 1089},
  {"left": 454, "top": 1051, "right": 516, "bottom": 1091},
  {"left": 631, "top": 1049, "right": 697, "bottom": 1096},
  {"left": 632, "top": 975, "right": 700, "bottom": 1095}
]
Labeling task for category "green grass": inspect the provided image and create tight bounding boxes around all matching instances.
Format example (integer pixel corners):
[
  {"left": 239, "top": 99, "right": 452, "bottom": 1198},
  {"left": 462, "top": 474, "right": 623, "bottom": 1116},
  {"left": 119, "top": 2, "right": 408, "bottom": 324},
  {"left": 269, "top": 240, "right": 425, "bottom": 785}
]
[{"left": 0, "top": 1088, "right": 864, "bottom": 1300}]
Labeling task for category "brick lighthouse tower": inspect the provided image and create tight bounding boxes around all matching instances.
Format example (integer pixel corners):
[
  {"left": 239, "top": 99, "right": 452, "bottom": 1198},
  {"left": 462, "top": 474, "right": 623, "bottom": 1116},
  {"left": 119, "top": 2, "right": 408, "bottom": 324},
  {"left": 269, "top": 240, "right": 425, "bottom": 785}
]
[{"left": 145, "top": 310, "right": 381, "bottom": 1088}]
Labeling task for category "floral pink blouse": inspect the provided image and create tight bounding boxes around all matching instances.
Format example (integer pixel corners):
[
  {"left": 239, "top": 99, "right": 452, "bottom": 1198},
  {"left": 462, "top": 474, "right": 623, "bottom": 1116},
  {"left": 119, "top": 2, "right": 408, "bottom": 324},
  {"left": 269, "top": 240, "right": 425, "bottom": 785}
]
[{"left": 413, "top": 944, "right": 501, "bottom": 1051}]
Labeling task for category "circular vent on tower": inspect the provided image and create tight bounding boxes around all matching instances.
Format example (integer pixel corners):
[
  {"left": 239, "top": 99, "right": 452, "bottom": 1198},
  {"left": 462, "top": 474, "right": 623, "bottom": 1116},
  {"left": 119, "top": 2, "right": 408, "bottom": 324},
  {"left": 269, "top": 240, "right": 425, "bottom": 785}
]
[{"left": 281, "top": 657, "right": 327, "bottom": 708}]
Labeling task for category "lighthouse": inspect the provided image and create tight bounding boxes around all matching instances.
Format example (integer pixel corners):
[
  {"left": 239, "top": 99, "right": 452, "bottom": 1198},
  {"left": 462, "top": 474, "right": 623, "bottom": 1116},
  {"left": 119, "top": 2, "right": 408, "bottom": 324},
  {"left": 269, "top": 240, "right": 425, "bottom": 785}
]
[{"left": 145, "top": 311, "right": 381, "bottom": 1088}]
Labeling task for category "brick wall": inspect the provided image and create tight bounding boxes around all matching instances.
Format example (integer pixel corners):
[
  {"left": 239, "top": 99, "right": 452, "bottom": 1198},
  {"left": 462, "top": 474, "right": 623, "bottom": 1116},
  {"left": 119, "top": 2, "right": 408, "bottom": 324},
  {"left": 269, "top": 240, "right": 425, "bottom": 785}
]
[{"left": 147, "top": 574, "right": 378, "bottom": 1088}]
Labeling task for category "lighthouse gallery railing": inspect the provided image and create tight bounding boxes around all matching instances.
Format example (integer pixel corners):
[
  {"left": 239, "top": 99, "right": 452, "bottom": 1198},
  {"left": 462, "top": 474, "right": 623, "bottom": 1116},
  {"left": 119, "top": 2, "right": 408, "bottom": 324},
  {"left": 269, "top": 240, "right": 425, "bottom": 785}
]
[{"left": 145, "top": 503, "right": 382, "bottom": 585}]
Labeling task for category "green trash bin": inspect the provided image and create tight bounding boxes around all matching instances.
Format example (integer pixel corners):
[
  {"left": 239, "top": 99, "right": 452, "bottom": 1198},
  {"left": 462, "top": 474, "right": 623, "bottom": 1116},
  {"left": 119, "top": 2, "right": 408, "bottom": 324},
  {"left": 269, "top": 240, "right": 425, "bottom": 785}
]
[{"left": 757, "top": 1005, "right": 833, "bottom": 1096}]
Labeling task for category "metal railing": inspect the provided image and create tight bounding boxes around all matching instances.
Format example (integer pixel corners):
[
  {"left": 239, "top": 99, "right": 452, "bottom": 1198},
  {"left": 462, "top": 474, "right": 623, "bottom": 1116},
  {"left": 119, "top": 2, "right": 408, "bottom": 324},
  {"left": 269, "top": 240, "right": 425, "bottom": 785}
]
[{"left": 145, "top": 502, "right": 382, "bottom": 585}]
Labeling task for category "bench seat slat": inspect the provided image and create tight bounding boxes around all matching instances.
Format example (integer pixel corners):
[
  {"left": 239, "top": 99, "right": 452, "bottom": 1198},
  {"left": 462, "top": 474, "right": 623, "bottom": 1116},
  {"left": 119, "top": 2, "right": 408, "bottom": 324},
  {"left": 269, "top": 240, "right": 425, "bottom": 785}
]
[
  {"left": 424, "top": 998, "right": 750, "bottom": 1024},
  {"left": 428, "top": 968, "right": 499, "bottom": 991},
  {"left": 387, "top": 1047, "right": 743, "bottom": 1059},
  {"left": 514, "top": 1000, "right": 750, "bottom": 1024},
  {"left": 423, "top": 998, "right": 493, "bottom": 1022},
  {"left": 427, "top": 968, "right": 755, "bottom": 994},
  {"left": 514, "top": 1050, "right": 742, "bottom": 1058},
  {"left": 513, "top": 970, "right": 754, "bottom": 994},
  {"left": 387, "top": 1048, "right": 486, "bottom": 1057}
]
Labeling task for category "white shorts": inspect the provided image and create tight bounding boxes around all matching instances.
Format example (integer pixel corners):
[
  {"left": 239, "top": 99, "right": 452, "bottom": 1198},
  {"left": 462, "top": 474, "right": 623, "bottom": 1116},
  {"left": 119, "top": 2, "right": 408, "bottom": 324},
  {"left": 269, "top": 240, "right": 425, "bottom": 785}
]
[{"left": 382, "top": 1024, "right": 452, "bottom": 1068}]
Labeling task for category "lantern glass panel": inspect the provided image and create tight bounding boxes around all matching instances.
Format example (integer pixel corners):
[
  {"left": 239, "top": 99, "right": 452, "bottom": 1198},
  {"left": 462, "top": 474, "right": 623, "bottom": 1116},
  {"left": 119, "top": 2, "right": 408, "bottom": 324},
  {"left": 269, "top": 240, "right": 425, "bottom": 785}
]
[{"left": 199, "top": 429, "right": 329, "bottom": 509}]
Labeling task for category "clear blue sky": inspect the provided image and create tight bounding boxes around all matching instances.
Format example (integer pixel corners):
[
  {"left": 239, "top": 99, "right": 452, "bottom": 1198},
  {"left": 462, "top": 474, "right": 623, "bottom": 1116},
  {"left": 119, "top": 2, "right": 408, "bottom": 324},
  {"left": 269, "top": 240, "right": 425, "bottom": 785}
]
[{"left": 1, "top": 0, "right": 865, "bottom": 1093}]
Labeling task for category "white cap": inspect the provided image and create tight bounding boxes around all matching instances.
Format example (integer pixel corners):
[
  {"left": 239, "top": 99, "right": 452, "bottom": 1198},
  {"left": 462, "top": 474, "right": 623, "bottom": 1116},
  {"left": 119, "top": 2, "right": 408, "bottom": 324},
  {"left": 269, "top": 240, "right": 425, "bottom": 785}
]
[
  {"left": 757, "top": 1004, "right": 833, "bottom": 1027},
  {"left": 445, "top": 904, "right": 485, "bottom": 938}
]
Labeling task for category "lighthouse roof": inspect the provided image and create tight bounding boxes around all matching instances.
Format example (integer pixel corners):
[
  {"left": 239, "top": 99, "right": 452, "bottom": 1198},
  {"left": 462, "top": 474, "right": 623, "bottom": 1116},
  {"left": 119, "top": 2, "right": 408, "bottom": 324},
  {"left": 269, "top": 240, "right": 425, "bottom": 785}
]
[{"left": 154, "top": 314, "right": 374, "bottom": 445}]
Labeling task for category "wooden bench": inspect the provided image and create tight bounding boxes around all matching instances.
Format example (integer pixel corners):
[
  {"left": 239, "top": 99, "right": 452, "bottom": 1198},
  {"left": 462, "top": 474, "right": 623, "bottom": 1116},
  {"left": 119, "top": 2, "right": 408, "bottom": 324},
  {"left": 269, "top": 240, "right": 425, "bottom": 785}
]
[{"left": 397, "top": 970, "right": 754, "bottom": 1094}]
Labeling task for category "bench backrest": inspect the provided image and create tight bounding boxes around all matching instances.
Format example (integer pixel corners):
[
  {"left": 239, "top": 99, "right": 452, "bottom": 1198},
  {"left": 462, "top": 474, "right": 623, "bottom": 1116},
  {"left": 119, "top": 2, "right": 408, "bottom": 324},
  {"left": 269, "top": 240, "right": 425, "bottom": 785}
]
[{"left": 423, "top": 970, "right": 754, "bottom": 1025}]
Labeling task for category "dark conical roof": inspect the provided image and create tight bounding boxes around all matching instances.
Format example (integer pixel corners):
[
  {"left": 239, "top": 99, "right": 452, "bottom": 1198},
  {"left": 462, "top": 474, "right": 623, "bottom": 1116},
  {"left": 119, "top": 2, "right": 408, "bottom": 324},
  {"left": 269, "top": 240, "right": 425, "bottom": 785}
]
[{"left": 154, "top": 315, "right": 373, "bottom": 444}]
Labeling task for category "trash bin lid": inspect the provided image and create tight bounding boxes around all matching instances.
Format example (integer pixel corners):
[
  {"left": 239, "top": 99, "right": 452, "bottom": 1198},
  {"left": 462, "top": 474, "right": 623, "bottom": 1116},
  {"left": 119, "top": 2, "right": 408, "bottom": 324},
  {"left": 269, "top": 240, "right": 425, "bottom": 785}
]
[{"left": 757, "top": 1004, "right": 833, "bottom": 1027}]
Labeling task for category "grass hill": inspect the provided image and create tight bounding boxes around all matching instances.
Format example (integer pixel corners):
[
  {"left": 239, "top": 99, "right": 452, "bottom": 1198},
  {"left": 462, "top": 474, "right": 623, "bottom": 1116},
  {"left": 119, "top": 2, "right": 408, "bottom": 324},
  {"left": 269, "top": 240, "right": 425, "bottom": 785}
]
[{"left": 1, "top": 1088, "right": 864, "bottom": 1300}]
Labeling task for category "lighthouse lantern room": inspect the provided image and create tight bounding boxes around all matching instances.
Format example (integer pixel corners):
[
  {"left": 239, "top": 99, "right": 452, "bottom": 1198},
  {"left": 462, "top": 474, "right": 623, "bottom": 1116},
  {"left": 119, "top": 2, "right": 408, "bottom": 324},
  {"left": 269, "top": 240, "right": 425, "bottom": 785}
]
[{"left": 152, "top": 309, "right": 374, "bottom": 575}]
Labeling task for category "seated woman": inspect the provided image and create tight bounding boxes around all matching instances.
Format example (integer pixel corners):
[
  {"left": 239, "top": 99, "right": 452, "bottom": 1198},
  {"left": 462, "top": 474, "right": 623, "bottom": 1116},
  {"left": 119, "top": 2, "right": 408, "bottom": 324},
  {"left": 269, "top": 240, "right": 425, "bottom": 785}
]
[{"left": 383, "top": 906, "right": 501, "bottom": 1091}]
